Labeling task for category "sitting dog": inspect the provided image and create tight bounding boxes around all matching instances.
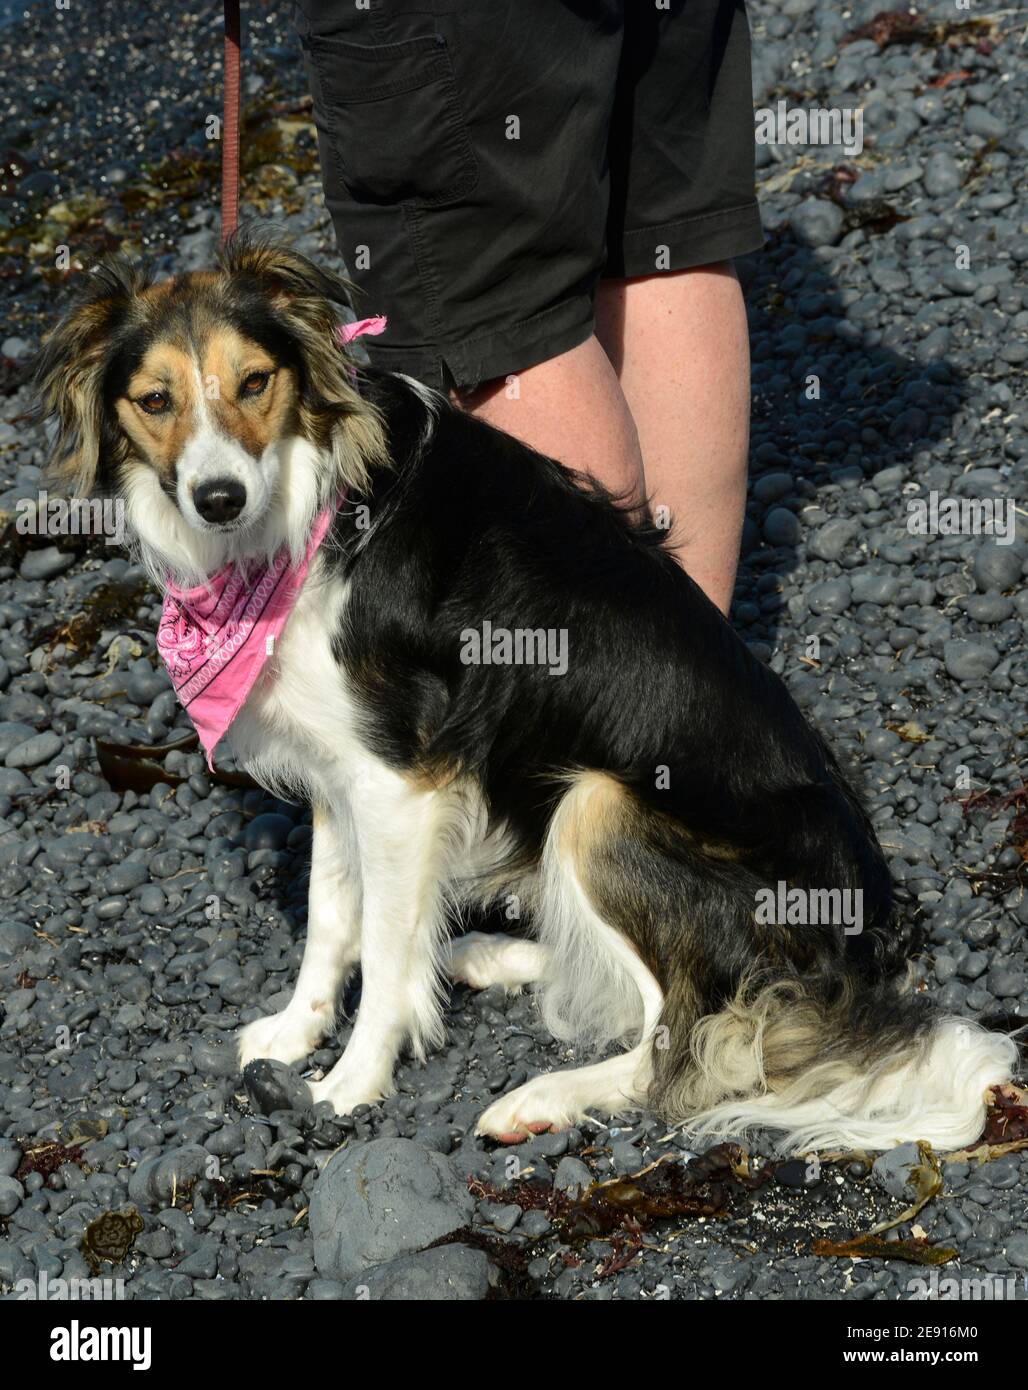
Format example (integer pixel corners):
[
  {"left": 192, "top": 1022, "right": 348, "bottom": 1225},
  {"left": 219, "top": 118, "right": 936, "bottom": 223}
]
[{"left": 36, "top": 236, "right": 1016, "bottom": 1150}]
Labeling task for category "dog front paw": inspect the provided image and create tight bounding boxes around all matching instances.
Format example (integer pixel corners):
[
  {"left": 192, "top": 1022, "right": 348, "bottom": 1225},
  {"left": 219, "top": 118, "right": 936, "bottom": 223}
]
[
  {"left": 237, "top": 1010, "right": 327, "bottom": 1069},
  {"left": 308, "top": 1073, "right": 391, "bottom": 1117}
]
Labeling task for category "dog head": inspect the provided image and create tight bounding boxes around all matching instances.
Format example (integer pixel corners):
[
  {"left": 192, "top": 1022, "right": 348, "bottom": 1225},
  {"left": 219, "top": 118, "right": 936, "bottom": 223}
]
[{"left": 35, "top": 234, "right": 385, "bottom": 583}]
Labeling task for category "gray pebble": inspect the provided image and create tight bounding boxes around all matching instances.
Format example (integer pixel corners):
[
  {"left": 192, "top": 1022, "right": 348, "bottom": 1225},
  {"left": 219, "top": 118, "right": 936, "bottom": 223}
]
[
  {"left": 339, "top": 1244, "right": 498, "bottom": 1300},
  {"left": 486, "top": 1202, "right": 521, "bottom": 1233},
  {"left": 19, "top": 547, "right": 76, "bottom": 581},
  {"left": 310, "top": 1138, "right": 474, "bottom": 1281},
  {"left": 808, "top": 578, "right": 852, "bottom": 616},
  {"left": 5, "top": 731, "right": 62, "bottom": 768},
  {"left": 973, "top": 543, "right": 1022, "bottom": 593},
  {"left": 763, "top": 507, "right": 801, "bottom": 547},
  {"left": 943, "top": 640, "right": 1000, "bottom": 682},
  {"left": 553, "top": 1155, "right": 592, "bottom": 1198},
  {"left": 923, "top": 152, "right": 962, "bottom": 197},
  {"left": 0, "top": 1176, "right": 25, "bottom": 1216},
  {"left": 1005, "top": 1234, "right": 1028, "bottom": 1270},
  {"left": 809, "top": 519, "right": 858, "bottom": 562},
  {"left": 872, "top": 1143, "right": 922, "bottom": 1200},
  {"left": 790, "top": 198, "right": 844, "bottom": 248},
  {"left": 105, "top": 860, "right": 151, "bottom": 893},
  {"left": 964, "top": 107, "right": 1007, "bottom": 140}
]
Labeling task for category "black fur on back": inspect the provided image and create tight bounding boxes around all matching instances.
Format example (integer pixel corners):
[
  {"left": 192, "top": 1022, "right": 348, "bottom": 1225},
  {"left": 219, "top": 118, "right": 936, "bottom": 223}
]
[{"left": 326, "top": 369, "right": 919, "bottom": 1033}]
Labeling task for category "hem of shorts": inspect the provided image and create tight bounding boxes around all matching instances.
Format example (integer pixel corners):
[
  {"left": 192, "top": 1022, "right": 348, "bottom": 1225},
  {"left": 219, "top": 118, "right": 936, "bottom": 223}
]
[
  {"left": 360, "top": 294, "right": 596, "bottom": 390},
  {"left": 610, "top": 202, "right": 765, "bottom": 279}
]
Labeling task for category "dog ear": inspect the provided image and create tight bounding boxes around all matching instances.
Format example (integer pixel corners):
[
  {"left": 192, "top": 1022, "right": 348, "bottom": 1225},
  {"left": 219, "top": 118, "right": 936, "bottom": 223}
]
[
  {"left": 34, "top": 260, "right": 144, "bottom": 495},
  {"left": 221, "top": 231, "right": 355, "bottom": 315},
  {"left": 221, "top": 232, "right": 385, "bottom": 491},
  {"left": 220, "top": 231, "right": 359, "bottom": 408}
]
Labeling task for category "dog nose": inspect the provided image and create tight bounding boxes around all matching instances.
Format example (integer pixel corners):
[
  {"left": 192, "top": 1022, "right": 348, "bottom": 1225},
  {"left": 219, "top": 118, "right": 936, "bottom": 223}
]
[{"left": 193, "top": 478, "right": 246, "bottom": 524}]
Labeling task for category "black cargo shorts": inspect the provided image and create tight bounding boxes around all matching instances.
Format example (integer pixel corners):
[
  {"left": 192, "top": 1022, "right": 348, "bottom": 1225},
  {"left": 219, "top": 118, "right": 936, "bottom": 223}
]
[{"left": 293, "top": 0, "right": 762, "bottom": 389}]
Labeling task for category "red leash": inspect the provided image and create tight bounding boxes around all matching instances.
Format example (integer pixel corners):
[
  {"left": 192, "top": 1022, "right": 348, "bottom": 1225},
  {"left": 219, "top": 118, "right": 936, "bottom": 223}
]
[{"left": 221, "top": 0, "right": 242, "bottom": 243}]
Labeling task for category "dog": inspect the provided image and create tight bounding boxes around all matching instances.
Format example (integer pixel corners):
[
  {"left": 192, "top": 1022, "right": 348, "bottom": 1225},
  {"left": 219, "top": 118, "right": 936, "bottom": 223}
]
[{"left": 35, "top": 234, "right": 1017, "bottom": 1151}]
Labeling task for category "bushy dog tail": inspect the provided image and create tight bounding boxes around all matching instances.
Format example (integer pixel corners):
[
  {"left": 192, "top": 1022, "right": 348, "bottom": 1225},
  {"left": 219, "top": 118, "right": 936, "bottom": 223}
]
[{"left": 655, "top": 971, "right": 1017, "bottom": 1153}]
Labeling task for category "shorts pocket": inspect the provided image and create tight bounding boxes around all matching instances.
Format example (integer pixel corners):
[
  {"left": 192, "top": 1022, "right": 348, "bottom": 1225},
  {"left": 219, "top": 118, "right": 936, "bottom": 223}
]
[{"left": 305, "top": 31, "right": 478, "bottom": 207}]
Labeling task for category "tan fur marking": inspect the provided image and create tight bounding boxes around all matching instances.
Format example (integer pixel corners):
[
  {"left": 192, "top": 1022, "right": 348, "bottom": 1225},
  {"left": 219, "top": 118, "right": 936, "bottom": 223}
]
[
  {"left": 404, "top": 759, "right": 463, "bottom": 795},
  {"left": 116, "top": 343, "right": 197, "bottom": 482},
  {"left": 557, "top": 772, "right": 628, "bottom": 863},
  {"left": 138, "top": 270, "right": 217, "bottom": 305},
  {"left": 203, "top": 327, "right": 299, "bottom": 459},
  {"left": 684, "top": 829, "right": 743, "bottom": 862}
]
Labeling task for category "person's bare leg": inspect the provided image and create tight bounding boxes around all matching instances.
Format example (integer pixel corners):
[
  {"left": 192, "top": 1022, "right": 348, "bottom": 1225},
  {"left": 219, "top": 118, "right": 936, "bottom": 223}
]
[
  {"left": 595, "top": 265, "right": 750, "bottom": 614},
  {"left": 457, "top": 334, "right": 644, "bottom": 503}
]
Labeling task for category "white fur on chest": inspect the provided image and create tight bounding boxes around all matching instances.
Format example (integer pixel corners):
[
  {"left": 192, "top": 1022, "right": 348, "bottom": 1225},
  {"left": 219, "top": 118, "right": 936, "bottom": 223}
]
[
  {"left": 225, "top": 552, "right": 511, "bottom": 902},
  {"left": 227, "top": 558, "right": 365, "bottom": 802}
]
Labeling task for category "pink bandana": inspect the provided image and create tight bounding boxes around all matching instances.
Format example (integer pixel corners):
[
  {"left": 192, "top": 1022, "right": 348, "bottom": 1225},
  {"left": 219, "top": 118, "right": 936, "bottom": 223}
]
[
  {"left": 157, "top": 501, "right": 339, "bottom": 767},
  {"left": 156, "top": 315, "right": 385, "bottom": 766}
]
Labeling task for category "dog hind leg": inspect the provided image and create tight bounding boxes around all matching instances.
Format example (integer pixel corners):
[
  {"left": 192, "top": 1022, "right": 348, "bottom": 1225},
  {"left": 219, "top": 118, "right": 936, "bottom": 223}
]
[{"left": 477, "top": 773, "right": 664, "bottom": 1141}]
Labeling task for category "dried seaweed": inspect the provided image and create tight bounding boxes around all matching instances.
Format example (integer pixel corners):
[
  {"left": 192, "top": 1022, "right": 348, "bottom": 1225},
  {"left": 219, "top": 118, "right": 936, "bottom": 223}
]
[
  {"left": 28, "top": 575, "right": 154, "bottom": 666},
  {"left": 843, "top": 10, "right": 995, "bottom": 51},
  {"left": 926, "top": 69, "right": 974, "bottom": 89},
  {"left": 949, "top": 1136, "right": 1028, "bottom": 1166},
  {"left": 812, "top": 1233, "right": 956, "bottom": 1266},
  {"left": 61, "top": 1117, "right": 109, "bottom": 1147},
  {"left": 844, "top": 200, "right": 910, "bottom": 237},
  {"left": 225, "top": 1171, "right": 301, "bottom": 1207},
  {"left": 469, "top": 1174, "right": 562, "bottom": 1217},
  {"left": 467, "top": 1144, "right": 775, "bottom": 1280},
  {"left": 816, "top": 1103, "right": 1028, "bottom": 1268},
  {"left": 870, "top": 1140, "right": 943, "bottom": 1238},
  {"left": 14, "top": 1138, "right": 88, "bottom": 1183},
  {"left": 949, "top": 781, "right": 1028, "bottom": 894},
  {"left": 885, "top": 720, "right": 931, "bottom": 744},
  {"left": 466, "top": 1102, "right": 1028, "bottom": 1285},
  {"left": 799, "top": 1141, "right": 956, "bottom": 1266},
  {"left": 959, "top": 782, "right": 1028, "bottom": 861},
  {"left": 120, "top": 88, "right": 320, "bottom": 224},
  {"left": 95, "top": 733, "right": 259, "bottom": 793},
  {"left": 815, "top": 167, "right": 910, "bottom": 238},
  {"left": 945, "top": 1085, "right": 1028, "bottom": 1164},
  {"left": 95, "top": 736, "right": 188, "bottom": 793},
  {"left": 594, "top": 1237, "right": 649, "bottom": 1279},
  {"left": 981, "top": 1088, "right": 1028, "bottom": 1145},
  {"left": 568, "top": 1145, "right": 770, "bottom": 1240},
  {"left": 80, "top": 1207, "right": 144, "bottom": 1275}
]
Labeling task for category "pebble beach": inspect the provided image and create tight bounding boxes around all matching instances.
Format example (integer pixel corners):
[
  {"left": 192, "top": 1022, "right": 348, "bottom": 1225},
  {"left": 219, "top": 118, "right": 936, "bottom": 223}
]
[{"left": 0, "top": 0, "right": 1026, "bottom": 1302}]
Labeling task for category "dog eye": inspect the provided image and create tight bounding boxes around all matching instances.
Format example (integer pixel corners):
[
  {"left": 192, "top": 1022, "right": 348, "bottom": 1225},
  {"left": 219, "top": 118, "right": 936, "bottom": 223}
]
[
  {"left": 241, "top": 370, "right": 271, "bottom": 398},
  {"left": 137, "top": 391, "right": 169, "bottom": 415}
]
